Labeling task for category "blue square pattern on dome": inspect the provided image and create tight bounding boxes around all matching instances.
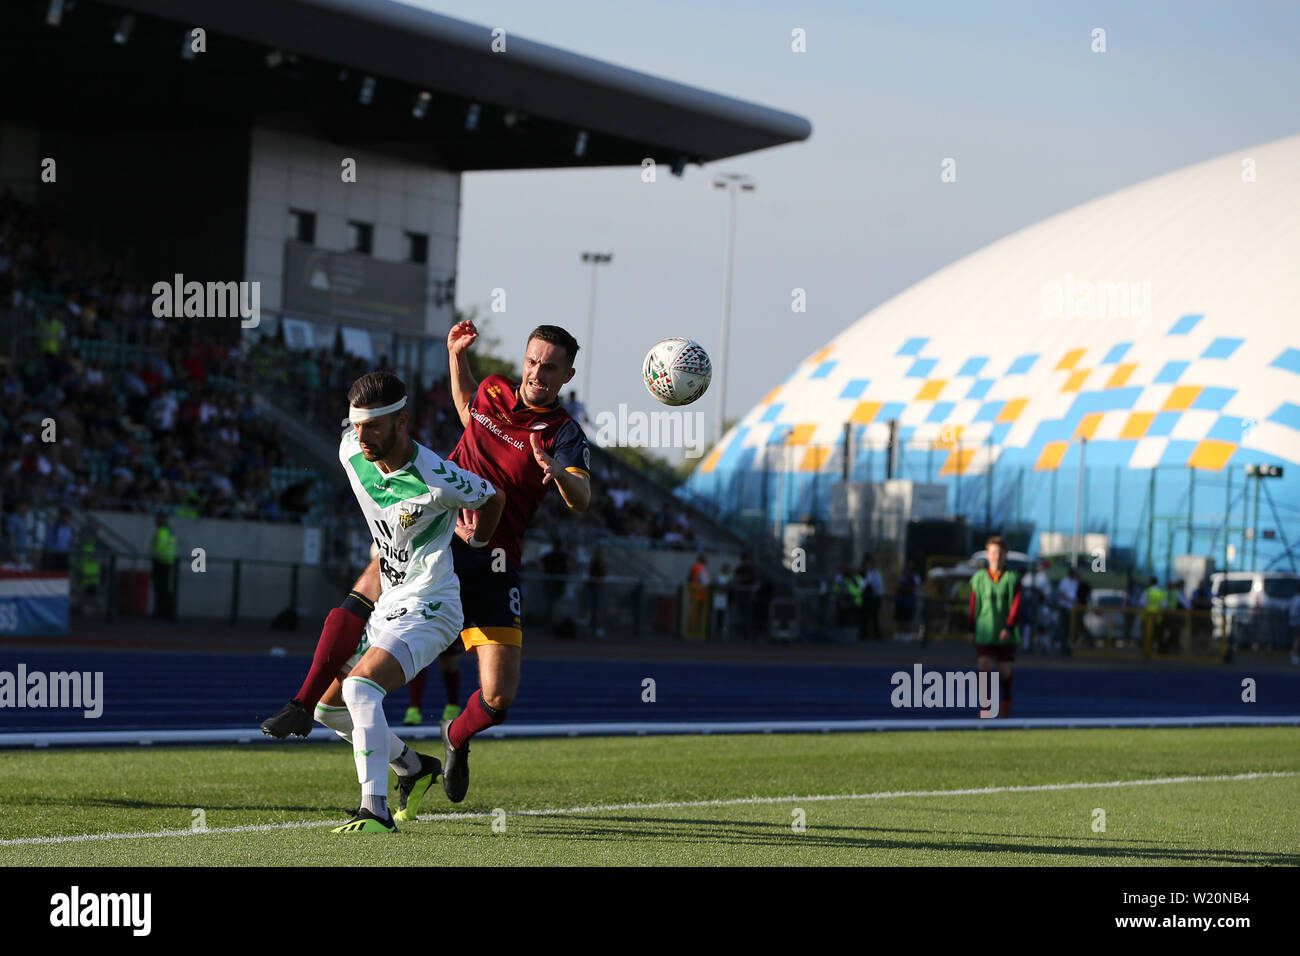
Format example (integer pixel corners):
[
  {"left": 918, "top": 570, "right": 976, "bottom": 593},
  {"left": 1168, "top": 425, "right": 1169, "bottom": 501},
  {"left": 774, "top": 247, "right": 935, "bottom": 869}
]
[
  {"left": 967, "top": 379, "right": 995, "bottom": 400},
  {"left": 898, "top": 425, "right": 916, "bottom": 442},
  {"left": 906, "top": 358, "right": 938, "bottom": 378},
  {"left": 1025, "top": 419, "right": 1073, "bottom": 448},
  {"left": 897, "top": 337, "right": 928, "bottom": 356},
  {"left": 1168, "top": 313, "right": 1203, "bottom": 335},
  {"left": 878, "top": 402, "right": 907, "bottom": 422},
  {"left": 1201, "top": 337, "right": 1244, "bottom": 360},
  {"left": 809, "top": 360, "right": 837, "bottom": 380},
  {"left": 767, "top": 424, "right": 793, "bottom": 445},
  {"left": 1067, "top": 387, "right": 1143, "bottom": 419},
  {"left": 925, "top": 402, "right": 956, "bottom": 423},
  {"left": 974, "top": 401, "right": 1004, "bottom": 423},
  {"left": 957, "top": 356, "right": 988, "bottom": 377},
  {"left": 989, "top": 423, "right": 1012, "bottom": 445},
  {"left": 1101, "top": 342, "right": 1132, "bottom": 364},
  {"left": 1209, "top": 416, "right": 1250, "bottom": 443},
  {"left": 1269, "top": 402, "right": 1300, "bottom": 432},
  {"left": 1271, "top": 349, "right": 1300, "bottom": 376},
  {"left": 760, "top": 403, "right": 785, "bottom": 423},
  {"left": 1193, "top": 387, "right": 1235, "bottom": 412},
  {"left": 1081, "top": 440, "right": 1138, "bottom": 466},
  {"left": 1159, "top": 440, "right": 1199, "bottom": 466},
  {"left": 1147, "top": 411, "right": 1181, "bottom": 437},
  {"left": 1006, "top": 354, "right": 1038, "bottom": 375},
  {"left": 718, "top": 428, "right": 752, "bottom": 469},
  {"left": 1154, "top": 361, "right": 1189, "bottom": 384},
  {"left": 839, "top": 379, "right": 870, "bottom": 399}
]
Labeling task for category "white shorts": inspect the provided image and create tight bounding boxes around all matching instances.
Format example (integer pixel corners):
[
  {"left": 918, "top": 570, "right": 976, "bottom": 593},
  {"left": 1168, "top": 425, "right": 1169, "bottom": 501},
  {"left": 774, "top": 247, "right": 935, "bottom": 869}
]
[{"left": 341, "top": 591, "right": 464, "bottom": 685}]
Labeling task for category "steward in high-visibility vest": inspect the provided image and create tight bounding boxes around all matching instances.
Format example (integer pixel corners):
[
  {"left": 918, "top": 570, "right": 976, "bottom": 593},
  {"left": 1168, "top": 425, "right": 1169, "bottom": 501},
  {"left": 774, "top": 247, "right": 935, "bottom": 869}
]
[
  {"left": 1144, "top": 582, "right": 1167, "bottom": 614},
  {"left": 79, "top": 539, "right": 101, "bottom": 592},
  {"left": 844, "top": 574, "right": 864, "bottom": 608},
  {"left": 151, "top": 513, "right": 176, "bottom": 619},
  {"left": 151, "top": 522, "right": 177, "bottom": 564},
  {"left": 38, "top": 314, "right": 64, "bottom": 355}
]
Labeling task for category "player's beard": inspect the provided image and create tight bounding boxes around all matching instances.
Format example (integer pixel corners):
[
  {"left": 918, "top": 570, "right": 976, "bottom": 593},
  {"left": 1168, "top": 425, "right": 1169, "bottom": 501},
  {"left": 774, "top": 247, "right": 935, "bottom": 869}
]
[{"left": 361, "top": 423, "right": 397, "bottom": 461}]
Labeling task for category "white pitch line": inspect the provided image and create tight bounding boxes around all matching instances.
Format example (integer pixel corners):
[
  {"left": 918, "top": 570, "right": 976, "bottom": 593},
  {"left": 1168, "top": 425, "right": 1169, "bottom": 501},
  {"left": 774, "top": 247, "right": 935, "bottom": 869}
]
[{"left": 1, "top": 770, "right": 1296, "bottom": 847}]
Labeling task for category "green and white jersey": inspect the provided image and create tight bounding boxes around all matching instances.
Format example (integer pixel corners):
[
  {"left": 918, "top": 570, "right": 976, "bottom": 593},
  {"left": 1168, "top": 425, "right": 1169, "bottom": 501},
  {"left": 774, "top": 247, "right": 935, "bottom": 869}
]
[{"left": 339, "top": 428, "right": 495, "bottom": 610}]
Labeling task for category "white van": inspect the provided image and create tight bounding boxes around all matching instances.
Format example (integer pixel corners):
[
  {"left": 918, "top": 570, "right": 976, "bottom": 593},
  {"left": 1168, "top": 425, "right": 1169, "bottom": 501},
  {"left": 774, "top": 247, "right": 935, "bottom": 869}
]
[{"left": 1209, "top": 572, "right": 1300, "bottom": 646}]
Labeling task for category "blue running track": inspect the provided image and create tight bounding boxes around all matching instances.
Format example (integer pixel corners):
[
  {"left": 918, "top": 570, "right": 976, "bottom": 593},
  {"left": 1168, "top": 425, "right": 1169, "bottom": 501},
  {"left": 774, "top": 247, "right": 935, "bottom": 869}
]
[{"left": 0, "top": 650, "right": 1297, "bottom": 736}]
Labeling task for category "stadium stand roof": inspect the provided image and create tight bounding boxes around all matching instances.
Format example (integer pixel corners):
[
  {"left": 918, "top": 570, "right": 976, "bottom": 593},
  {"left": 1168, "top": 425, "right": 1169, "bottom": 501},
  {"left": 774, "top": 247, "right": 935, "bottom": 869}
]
[{"left": 2, "top": 0, "right": 811, "bottom": 171}]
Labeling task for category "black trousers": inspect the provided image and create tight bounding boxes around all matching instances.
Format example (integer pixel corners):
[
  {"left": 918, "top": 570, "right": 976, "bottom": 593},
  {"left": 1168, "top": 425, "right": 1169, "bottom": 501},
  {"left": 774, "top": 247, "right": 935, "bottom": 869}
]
[
  {"left": 152, "top": 561, "right": 174, "bottom": 618},
  {"left": 859, "top": 595, "right": 881, "bottom": 639}
]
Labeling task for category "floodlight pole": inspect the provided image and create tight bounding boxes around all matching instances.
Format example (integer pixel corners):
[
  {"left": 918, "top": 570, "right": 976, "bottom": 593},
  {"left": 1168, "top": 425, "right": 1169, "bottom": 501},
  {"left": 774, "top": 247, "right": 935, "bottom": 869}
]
[
  {"left": 712, "top": 173, "right": 754, "bottom": 447},
  {"left": 580, "top": 251, "right": 612, "bottom": 410}
]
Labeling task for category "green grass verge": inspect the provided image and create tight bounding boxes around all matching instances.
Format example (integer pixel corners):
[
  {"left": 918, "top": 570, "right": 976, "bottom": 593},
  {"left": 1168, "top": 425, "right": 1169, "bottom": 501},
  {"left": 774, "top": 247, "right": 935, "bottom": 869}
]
[{"left": 1, "top": 727, "right": 1296, "bottom": 866}]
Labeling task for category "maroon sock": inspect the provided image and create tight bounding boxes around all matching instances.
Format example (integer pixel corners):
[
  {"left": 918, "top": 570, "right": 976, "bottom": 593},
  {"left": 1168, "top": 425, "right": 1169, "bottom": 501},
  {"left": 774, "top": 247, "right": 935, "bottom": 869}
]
[
  {"left": 442, "top": 666, "right": 460, "bottom": 707},
  {"left": 407, "top": 669, "right": 428, "bottom": 709},
  {"left": 293, "top": 605, "right": 367, "bottom": 708},
  {"left": 448, "top": 690, "right": 504, "bottom": 749}
]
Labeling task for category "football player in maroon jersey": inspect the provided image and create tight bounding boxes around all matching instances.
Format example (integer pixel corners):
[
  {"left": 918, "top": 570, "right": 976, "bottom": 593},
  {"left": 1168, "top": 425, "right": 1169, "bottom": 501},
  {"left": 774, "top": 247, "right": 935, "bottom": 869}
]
[{"left": 437, "top": 321, "right": 591, "bottom": 801}]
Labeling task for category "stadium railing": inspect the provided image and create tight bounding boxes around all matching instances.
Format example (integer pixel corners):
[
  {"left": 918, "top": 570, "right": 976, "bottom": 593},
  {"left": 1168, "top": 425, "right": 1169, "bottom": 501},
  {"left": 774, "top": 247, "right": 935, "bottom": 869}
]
[{"left": 1066, "top": 605, "right": 1228, "bottom": 662}]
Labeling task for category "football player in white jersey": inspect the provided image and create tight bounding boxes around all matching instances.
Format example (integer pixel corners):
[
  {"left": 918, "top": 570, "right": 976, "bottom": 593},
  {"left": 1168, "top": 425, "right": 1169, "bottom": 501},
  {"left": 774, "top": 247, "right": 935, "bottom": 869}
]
[{"left": 319, "top": 371, "right": 504, "bottom": 833}]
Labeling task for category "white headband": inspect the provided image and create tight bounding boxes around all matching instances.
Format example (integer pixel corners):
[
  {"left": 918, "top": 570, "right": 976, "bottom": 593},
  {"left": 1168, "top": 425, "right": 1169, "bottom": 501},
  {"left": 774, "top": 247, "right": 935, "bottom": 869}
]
[{"left": 348, "top": 397, "right": 407, "bottom": 422}]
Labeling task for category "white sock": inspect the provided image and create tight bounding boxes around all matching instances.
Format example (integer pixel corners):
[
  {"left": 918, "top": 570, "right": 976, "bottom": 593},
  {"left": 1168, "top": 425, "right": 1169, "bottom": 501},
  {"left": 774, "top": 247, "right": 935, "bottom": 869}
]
[
  {"left": 314, "top": 703, "right": 353, "bottom": 742},
  {"left": 316, "top": 703, "right": 417, "bottom": 775},
  {"left": 341, "top": 676, "right": 392, "bottom": 818},
  {"left": 392, "top": 744, "right": 421, "bottom": 777}
]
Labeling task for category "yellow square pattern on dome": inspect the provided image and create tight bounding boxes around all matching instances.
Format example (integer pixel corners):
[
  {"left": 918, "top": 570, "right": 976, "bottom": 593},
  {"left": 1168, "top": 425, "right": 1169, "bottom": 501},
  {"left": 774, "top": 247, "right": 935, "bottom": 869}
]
[
  {"left": 1189, "top": 440, "right": 1235, "bottom": 471},
  {"left": 1121, "top": 412, "right": 1155, "bottom": 439},
  {"left": 1162, "top": 385, "right": 1201, "bottom": 411},
  {"left": 996, "top": 398, "right": 1028, "bottom": 423},
  {"left": 1105, "top": 364, "right": 1137, "bottom": 389},
  {"left": 807, "top": 345, "right": 834, "bottom": 365},
  {"left": 799, "top": 447, "right": 830, "bottom": 472},
  {"left": 940, "top": 447, "right": 977, "bottom": 476},
  {"left": 1061, "top": 369, "right": 1090, "bottom": 392},
  {"left": 699, "top": 446, "right": 724, "bottom": 474},
  {"left": 786, "top": 424, "right": 816, "bottom": 445},
  {"left": 915, "top": 379, "right": 946, "bottom": 401},
  {"left": 760, "top": 386, "right": 782, "bottom": 406},
  {"left": 849, "top": 401, "right": 882, "bottom": 424},
  {"left": 1055, "top": 349, "right": 1086, "bottom": 371},
  {"left": 1075, "top": 413, "right": 1103, "bottom": 440},
  {"left": 1035, "top": 441, "right": 1068, "bottom": 471}
]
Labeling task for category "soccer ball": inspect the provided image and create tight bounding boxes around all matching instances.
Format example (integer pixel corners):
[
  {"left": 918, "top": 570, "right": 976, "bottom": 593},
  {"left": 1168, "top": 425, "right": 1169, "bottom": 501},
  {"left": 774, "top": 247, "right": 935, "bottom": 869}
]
[{"left": 642, "top": 338, "right": 712, "bottom": 406}]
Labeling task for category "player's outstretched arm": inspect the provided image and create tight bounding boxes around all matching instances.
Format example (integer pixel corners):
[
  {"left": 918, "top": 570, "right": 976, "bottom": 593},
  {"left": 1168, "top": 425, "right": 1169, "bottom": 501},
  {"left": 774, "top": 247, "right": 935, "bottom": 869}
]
[
  {"left": 447, "top": 320, "right": 479, "bottom": 428},
  {"left": 529, "top": 432, "right": 591, "bottom": 512},
  {"left": 468, "top": 488, "right": 506, "bottom": 545}
]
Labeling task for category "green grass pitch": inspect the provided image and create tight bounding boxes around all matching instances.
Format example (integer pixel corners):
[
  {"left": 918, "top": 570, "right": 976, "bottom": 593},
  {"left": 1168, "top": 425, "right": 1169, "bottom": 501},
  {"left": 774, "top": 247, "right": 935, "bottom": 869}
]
[{"left": 1, "top": 727, "right": 1297, "bottom": 866}]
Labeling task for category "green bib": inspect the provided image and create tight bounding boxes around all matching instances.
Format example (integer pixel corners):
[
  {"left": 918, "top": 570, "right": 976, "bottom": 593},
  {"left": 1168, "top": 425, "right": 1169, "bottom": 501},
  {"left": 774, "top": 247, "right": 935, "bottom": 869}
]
[{"left": 971, "top": 569, "right": 1019, "bottom": 645}]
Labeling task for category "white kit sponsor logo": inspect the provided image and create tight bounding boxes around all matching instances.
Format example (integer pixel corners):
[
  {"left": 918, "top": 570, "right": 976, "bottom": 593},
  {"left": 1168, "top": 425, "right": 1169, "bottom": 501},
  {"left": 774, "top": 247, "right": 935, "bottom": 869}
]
[{"left": 471, "top": 409, "right": 526, "bottom": 451}]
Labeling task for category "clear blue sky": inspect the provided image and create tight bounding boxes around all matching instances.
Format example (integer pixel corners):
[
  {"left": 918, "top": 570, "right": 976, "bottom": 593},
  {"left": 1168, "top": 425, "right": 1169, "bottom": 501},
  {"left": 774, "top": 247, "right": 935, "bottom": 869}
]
[{"left": 399, "top": 0, "right": 1300, "bottom": 459}]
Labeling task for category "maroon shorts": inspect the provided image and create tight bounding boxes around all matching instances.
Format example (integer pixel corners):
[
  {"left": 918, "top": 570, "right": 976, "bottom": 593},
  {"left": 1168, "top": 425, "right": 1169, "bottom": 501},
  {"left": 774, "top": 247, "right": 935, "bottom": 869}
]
[{"left": 976, "top": 643, "right": 1016, "bottom": 662}]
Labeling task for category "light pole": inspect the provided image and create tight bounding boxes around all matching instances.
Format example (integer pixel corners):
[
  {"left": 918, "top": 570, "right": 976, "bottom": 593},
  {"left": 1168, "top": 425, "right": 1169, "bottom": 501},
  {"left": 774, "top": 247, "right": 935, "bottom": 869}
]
[
  {"left": 580, "top": 251, "right": 612, "bottom": 413},
  {"left": 711, "top": 173, "right": 755, "bottom": 446},
  {"left": 1245, "top": 463, "right": 1284, "bottom": 570}
]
